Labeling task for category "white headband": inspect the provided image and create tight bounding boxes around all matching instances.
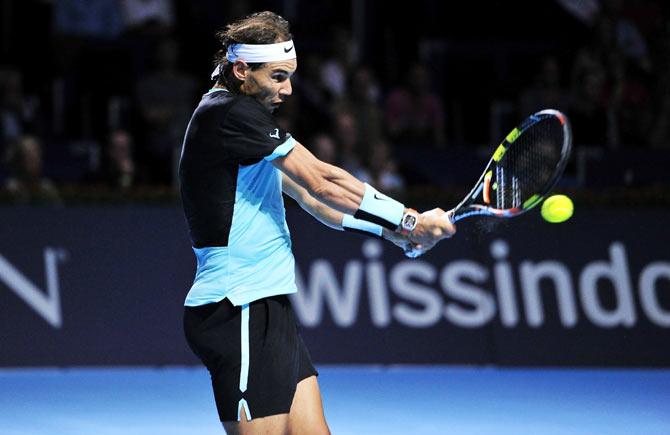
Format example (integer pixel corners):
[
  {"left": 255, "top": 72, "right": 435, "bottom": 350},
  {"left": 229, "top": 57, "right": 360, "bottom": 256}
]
[
  {"left": 211, "top": 40, "right": 296, "bottom": 80},
  {"left": 228, "top": 40, "right": 296, "bottom": 63}
]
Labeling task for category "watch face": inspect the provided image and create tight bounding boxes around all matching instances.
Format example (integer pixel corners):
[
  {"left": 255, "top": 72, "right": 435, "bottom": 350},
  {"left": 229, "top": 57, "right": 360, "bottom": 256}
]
[{"left": 403, "top": 213, "right": 417, "bottom": 230}]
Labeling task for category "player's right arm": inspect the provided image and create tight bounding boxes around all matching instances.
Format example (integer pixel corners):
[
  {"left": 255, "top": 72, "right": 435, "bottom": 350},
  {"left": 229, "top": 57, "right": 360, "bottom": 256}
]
[
  {"left": 272, "top": 141, "right": 456, "bottom": 247},
  {"left": 274, "top": 141, "right": 365, "bottom": 212}
]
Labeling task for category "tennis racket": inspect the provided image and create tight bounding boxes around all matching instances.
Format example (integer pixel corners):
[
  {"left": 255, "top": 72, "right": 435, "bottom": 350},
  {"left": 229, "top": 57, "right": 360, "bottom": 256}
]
[{"left": 406, "top": 108, "right": 572, "bottom": 257}]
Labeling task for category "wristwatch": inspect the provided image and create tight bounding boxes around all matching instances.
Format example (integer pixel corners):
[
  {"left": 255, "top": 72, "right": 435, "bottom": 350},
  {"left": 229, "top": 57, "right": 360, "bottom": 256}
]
[{"left": 399, "top": 209, "right": 419, "bottom": 235}]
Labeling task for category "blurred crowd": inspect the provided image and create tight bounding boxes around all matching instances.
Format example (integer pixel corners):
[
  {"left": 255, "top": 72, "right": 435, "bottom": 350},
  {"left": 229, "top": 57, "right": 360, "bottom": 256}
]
[
  {"left": 1, "top": 0, "right": 669, "bottom": 204},
  {"left": 522, "top": 0, "right": 670, "bottom": 149}
]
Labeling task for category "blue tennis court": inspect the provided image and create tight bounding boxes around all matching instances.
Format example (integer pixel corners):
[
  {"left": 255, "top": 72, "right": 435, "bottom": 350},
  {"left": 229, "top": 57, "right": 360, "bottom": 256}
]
[{"left": 1, "top": 366, "right": 669, "bottom": 435}]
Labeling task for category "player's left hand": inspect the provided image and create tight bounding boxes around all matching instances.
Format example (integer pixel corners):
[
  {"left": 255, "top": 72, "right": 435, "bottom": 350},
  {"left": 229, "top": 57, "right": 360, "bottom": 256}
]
[
  {"left": 384, "top": 229, "right": 427, "bottom": 258},
  {"left": 382, "top": 229, "right": 413, "bottom": 252}
]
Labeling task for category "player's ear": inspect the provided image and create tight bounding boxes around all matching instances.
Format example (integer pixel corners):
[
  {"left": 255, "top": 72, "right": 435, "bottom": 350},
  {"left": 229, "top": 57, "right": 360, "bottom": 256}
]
[{"left": 232, "top": 60, "right": 249, "bottom": 81}]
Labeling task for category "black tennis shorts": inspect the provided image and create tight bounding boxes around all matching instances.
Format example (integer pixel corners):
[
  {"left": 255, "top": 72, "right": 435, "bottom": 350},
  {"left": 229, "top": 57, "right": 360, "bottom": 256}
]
[{"left": 183, "top": 295, "right": 317, "bottom": 422}]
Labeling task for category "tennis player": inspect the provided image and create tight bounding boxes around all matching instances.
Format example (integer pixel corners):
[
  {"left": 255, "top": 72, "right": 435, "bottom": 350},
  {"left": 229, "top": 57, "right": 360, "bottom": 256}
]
[{"left": 179, "top": 11, "right": 455, "bottom": 435}]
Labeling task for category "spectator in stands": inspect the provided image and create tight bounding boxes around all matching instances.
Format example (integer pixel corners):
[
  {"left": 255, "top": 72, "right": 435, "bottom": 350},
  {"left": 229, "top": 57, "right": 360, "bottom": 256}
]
[
  {"left": 569, "top": 17, "right": 622, "bottom": 147},
  {"left": 309, "top": 132, "right": 339, "bottom": 165},
  {"left": 613, "top": 62, "right": 653, "bottom": 147},
  {"left": 3, "top": 135, "right": 61, "bottom": 204},
  {"left": 320, "top": 26, "right": 357, "bottom": 100},
  {"left": 519, "top": 55, "right": 571, "bottom": 117},
  {"left": 101, "top": 129, "right": 137, "bottom": 190},
  {"left": 569, "top": 4, "right": 655, "bottom": 148},
  {"left": 384, "top": 62, "right": 446, "bottom": 149},
  {"left": 293, "top": 55, "right": 333, "bottom": 138},
  {"left": 53, "top": 0, "right": 124, "bottom": 40},
  {"left": 120, "top": 0, "right": 175, "bottom": 79},
  {"left": 135, "top": 38, "right": 198, "bottom": 185},
  {"left": 121, "top": 0, "right": 174, "bottom": 32},
  {"left": 649, "top": 15, "right": 670, "bottom": 149},
  {"left": 600, "top": 0, "right": 653, "bottom": 72},
  {"left": 356, "top": 140, "right": 405, "bottom": 193},
  {"left": 333, "top": 66, "right": 384, "bottom": 161},
  {"left": 568, "top": 61, "right": 611, "bottom": 146},
  {"left": 597, "top": 1, "right": 655, "bottom": 147},
  {"left": 52, "top": 0, "right": 126, "bottom": 138},
  {"left": 332, "top": 109, "right": 367, "bottom": 177},
  {"left": 0, "top": 67, "right": 42, "bottom": 152}
]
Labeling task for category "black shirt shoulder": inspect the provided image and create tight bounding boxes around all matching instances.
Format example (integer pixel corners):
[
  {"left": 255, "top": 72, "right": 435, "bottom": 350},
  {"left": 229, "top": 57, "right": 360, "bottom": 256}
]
[{"left": 205, "top": 92, "right": 290, "bottom": 162}]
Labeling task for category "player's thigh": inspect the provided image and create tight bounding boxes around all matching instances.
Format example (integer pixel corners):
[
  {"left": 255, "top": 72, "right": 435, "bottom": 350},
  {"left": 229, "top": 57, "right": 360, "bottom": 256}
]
[
  {"left": 222, "top": 375, "right": 327, "bottom": 435},
  {"left": 288, "top": 375, "right": 330, "bottom": 435},
  {"left": 223, "top": 411, "right": 289, "bottom": 435}
]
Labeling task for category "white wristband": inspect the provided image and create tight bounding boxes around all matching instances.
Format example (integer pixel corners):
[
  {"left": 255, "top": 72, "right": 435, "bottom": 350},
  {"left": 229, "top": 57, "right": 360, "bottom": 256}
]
[
  {"left": 354, "top": 183, "right": 405, "bottom": 230},
  {"left": 342, "top": 214, "right": 383, "bottom": 238}
]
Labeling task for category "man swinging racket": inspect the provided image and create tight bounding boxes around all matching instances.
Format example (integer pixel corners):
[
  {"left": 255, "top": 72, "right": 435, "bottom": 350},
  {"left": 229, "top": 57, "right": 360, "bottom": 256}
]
[{"left": 179, "top": 11, "right": 456, "bottom": 435}]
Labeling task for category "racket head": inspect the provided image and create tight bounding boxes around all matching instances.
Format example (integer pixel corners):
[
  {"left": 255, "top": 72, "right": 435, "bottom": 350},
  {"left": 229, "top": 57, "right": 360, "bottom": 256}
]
[{"left": 451, "top": 109, "right": 572, "bottom": 222}]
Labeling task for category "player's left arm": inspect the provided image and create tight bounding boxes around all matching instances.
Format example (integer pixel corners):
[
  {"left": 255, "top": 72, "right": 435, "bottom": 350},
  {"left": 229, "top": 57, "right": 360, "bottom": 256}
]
[
  {"left": 281, "top": 174, "right": 411, "bottom": 248},
  {"left": 282, "top": 173, "right": 342, "bottom": 230}
]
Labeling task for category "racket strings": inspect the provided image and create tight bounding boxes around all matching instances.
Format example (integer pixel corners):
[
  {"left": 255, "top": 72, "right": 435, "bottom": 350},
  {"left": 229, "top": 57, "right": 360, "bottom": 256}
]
[{"left": 497, "top": 117, "right": 564, "bottom": 208}]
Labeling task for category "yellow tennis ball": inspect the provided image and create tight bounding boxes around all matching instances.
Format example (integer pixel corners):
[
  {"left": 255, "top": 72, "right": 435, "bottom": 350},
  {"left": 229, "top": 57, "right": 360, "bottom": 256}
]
[{"left": 541, "top": 194, "right": 574, "bottom": 223}]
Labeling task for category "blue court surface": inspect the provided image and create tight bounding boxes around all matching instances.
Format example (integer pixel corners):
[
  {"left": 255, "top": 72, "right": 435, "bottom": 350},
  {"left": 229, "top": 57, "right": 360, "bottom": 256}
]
[{"left": 1, "top": 366, "right": 669, "bottom": 435}]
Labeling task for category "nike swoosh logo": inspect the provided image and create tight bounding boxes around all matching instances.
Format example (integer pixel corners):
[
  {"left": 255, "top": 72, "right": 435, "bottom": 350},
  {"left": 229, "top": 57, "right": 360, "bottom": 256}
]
[
  {"left": 269, "top": 128, "right": 280, "bottom": 139},
  {"left": 374, "top": 193, "right": 388, "bottom": 201},
  {"left": 284, "top": 45, "right": 294, "bottom": 53}
]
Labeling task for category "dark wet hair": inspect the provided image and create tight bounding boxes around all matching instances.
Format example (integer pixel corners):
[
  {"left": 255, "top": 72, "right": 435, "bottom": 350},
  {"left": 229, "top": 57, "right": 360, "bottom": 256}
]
[{"left": 212, "top": 11, "right": 293, "bottom": 92}]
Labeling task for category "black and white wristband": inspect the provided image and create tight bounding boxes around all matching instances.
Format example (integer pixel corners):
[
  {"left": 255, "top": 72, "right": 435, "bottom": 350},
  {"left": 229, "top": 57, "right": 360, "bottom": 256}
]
[
  {"left": 342, "top": 214, "right": 383, "bottom": 238},
  {"left": 354, "top": 183, "right": 405, "bottom": 230}
]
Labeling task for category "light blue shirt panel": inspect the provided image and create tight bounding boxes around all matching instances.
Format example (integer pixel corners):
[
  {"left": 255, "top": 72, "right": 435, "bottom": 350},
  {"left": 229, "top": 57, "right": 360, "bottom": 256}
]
[
  {"left": 265, "top": 136, "right": 296, "bottom": 161},
  {"left": 184, "top": 137, "right": 297, "bottom": 306},
  {"left": 184, "top": 246, "right": 230, "bottom": 306},
  {"left": 226, "top": 160, "right": 297, "bottom": 304}
]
